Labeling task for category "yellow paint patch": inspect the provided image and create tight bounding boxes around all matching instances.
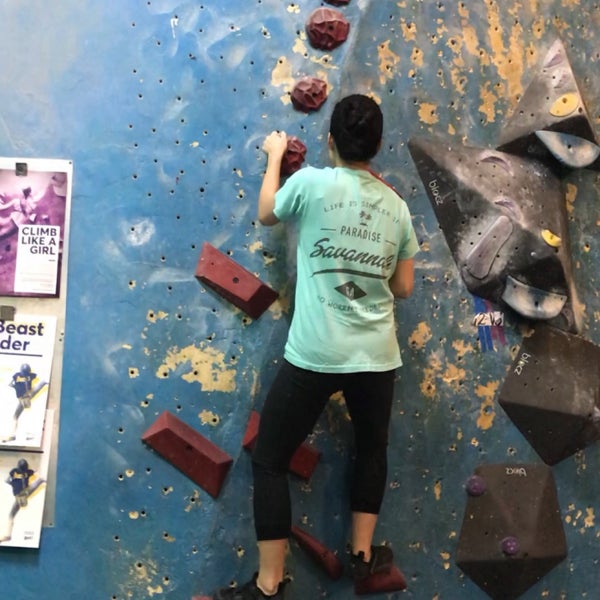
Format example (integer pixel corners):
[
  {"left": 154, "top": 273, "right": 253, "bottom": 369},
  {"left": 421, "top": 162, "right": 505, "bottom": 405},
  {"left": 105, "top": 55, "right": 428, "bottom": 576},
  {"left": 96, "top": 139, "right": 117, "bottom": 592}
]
[
  {"left": 479, "top": 81, "right": 497, "bottom": 124},
  {"left": 310, "top": 54, "right": 338, "bottom": 69},
  {"left": 409, "top": 321, "right": 432, "bottom": 350},
  {"left": 418, "top": 102, "right": 439, "bottom": 125},
  {"left": 584, "top": 507, "right": 595, "bottom": 528},
  {"left": 248, "top": 241, "right": 263, "bottom": 254},
  {"left": 410, "top": 47, "right": 423, "bottom": 68},
  {"left": 129, "top": 511, "right": 140, "bottom": 519},
  {"left": 271, "top": 56, "right": 295, "bottom": 104},
  {"left": 420, "top": 365, "right": 438, "bottom": 399},
  {"left": 199, "top": 409, "right": 220, "bottom": 426},
  {"left": 287, "top": 3, "right": 300, "bottom": 13},
  {"left": 129, "top": 367, "right": 139, "bottom": 379},
  {"left": 442, "top": 363, "right": 465, "bottom": 392},
  {"left": 565, "top": 183, "right": 578, "bottom": 214},
  {"left": 483, "top": 1, "right": 527, "bottom": 113},
  {"left": 440, "top": 551, "right": 451, "bottom": 570},
  {"left": 292, "top": 35, "right": 308, "bottom": 58},
  {"left": 156, "top": 344, "right": 236, "bottom": 392},
  {"left": 185, "top": 490, "right": 201, "bottom": 513},
  {"left": 400, "top": 19, "right": 417, "bottom": 42},
  {"left": 147, "top": 310, "right": 168, "bottom": 323},
  {"left": 461, "top": 24, "right": 480, "bottom": 56},
  {"left": 476, "top": 381, "right": 499, "bottom": 430},
  {"left": 452, "top": 339, "right": 473, "bottom": 360},
  {"left": 378, "top": 40, "right": 400, "bottom": 84},
  {"left": 434, "top": 480, "right": 442, "bottom": 501},
  {"left": 420, "top": 353, "right": 442, "bottom": 399},
  {"left": 147, "top": 585, "right": 164, "bottom": 596}
]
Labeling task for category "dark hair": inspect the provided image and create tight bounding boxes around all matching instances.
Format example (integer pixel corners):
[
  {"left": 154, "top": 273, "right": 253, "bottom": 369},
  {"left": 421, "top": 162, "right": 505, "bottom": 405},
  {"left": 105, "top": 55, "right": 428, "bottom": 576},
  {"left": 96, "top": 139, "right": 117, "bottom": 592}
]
[{"left": 329, "top": 94, "right": 383, "bottom": 162}]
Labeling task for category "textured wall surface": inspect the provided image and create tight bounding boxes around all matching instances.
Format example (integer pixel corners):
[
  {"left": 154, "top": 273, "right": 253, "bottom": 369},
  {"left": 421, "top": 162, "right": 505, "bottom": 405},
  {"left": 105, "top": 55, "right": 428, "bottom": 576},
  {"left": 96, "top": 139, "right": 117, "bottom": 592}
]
[{"left": 0, "top": 1, "right": 599, "bottom": 598}]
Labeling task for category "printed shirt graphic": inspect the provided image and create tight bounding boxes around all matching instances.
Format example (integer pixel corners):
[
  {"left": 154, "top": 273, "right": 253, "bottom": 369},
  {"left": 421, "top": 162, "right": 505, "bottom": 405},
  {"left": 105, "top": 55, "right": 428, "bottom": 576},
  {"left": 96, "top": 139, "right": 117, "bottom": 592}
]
[{"left": 274, "top": 166, "right": 419, "bottom": 373}]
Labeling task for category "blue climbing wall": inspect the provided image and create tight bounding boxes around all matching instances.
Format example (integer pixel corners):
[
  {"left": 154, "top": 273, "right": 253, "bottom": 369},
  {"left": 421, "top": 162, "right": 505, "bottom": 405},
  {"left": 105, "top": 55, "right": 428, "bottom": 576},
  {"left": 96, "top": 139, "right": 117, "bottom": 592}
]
[{"left": 1, "top": 1, "right": 600, "bottom": 598}]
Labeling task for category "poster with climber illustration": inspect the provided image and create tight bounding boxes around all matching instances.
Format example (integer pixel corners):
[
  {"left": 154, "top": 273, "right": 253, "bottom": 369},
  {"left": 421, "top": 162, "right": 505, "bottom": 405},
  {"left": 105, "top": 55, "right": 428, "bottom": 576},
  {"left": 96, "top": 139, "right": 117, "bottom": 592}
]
[
  {"left": 0, "top": 158, "right": 72, "bottom": 297},
  {"left": 0, "top": 410, "right": 53, "bottom": 548},
  {"left": 0, "top": 314, "right": 57, "bottom": 451}
]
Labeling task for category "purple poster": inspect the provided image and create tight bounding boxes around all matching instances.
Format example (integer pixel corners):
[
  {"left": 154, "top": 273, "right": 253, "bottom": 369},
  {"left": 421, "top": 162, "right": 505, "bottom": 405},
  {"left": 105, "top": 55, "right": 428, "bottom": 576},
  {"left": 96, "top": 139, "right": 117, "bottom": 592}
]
[{"left": 0, "top": 159, "right": 72, "bottom": 297}]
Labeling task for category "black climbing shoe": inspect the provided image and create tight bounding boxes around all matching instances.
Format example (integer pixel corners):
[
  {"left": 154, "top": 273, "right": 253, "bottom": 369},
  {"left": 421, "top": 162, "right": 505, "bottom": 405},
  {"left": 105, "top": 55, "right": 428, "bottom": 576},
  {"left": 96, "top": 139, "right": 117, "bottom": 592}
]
[{"left": 349, "top": 545, "right": 394, "bottom": 581}]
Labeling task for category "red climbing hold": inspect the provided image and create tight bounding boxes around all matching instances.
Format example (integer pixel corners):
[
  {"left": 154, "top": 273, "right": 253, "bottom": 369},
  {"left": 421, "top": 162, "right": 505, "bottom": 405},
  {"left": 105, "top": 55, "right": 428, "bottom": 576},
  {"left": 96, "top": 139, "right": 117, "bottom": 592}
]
[
  {"left": 243, "top": 410, "right": 321, "bottom": 480},
  {"left": 281, "top": 136, "right": 307, "bottom": 176},
  {"left": 354, "top": 565, "right": 408, "bottom": 595},
  {"left": 306, "top": 8, "right": 350, "bottom": 51},
  {"left": 290, "top": 77, "right": 328, "bottom": 113},
  {"left": 195, "top": 242, "right": 279, "bottom": 320},
  {"left": 291, "top": 525, "right": 344, "bottom": 580},
  {"left": 142, "top": 411, "right": 232, "bottom": 498}
]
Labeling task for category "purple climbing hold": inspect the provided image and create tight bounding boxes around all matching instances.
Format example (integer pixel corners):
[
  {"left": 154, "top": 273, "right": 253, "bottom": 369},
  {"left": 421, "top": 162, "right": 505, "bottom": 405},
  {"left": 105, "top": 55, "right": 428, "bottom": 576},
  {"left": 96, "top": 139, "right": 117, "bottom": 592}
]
[
  {"left": 466, "top": 474, "right": 486, "bottom": 497},
  {"left": 501, "top": 536, "right": 520, "bottom": 556}
]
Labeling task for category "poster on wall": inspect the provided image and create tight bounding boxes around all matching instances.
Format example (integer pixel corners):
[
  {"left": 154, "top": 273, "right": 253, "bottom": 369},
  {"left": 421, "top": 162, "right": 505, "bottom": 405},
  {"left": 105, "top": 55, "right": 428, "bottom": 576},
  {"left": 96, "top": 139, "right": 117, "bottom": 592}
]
[
  {"left": 0, "top": 158, "right": 72, "bottom": 297},
  {"left": 0, "top": 314, "right": 57, "bottom": 451},
  {"left": 0, "top": 410, "right": 53, "bottom": 548}
]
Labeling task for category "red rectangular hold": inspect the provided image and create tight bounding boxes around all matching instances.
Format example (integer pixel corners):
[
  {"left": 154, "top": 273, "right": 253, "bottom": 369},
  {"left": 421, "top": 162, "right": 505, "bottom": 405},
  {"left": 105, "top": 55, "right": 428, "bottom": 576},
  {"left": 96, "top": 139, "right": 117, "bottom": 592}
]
[
  {"left": 142, "top": 411, "right": 232, "bottom": 498},
  {"left": 291, "top": 525, "right": 344, "bottom": 580},
  {"left": 354, "top": 565, "right": 407, "bottom": 595},
  {"left": 195, "top": 242, "right": 279, "bottom": 319},
  {"left": 243, "top": 410, "right": 320, "bottom": 480}
]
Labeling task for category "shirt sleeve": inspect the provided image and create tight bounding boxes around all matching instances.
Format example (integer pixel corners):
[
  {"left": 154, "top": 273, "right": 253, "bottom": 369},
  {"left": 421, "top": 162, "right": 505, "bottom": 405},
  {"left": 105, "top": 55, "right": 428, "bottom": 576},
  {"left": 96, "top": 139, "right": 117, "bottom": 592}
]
[{"left": 273, "top": 167, "right": 314, "bottom": 222}]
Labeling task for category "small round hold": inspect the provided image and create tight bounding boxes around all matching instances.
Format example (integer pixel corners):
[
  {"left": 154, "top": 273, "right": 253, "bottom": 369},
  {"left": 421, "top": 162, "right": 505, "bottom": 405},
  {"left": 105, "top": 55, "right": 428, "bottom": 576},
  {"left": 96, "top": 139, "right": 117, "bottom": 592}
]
[
  {"left": 290, "top": 77, "right": 328, "bottom": 113},
  {"left": 501, "top": 536, "right": 520, "bottom": 556},
  {"left": 465, "top": 474, "right": 486, "bottom": 497},
  {"left": 281, "top": 136, "right": 307, "bottom": 176},
  {"left": 306, "top": 8, "right": 350, "bottom": 51}
]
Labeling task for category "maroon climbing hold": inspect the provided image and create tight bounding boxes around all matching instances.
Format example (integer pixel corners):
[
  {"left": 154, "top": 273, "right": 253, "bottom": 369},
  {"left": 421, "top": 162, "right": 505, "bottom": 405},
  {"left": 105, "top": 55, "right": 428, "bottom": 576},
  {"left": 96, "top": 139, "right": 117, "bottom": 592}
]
[
  {"left": 243, "top": 410, "right": 321, "bottom": 480},
  {"left": 305, "top": 8, "right": 350, "bottom": 51},
  {"left": 281, "top": 136, "right": 307, "bottom": 176},
  {"left": 195, "top": 242, "right": 279, "bottom": 320},
  {"left": 291, "top": 525, "right": 344, "bottom": 580},
  {"left": 354, "top": 565, "right": 408, "bottom": 595},
  {"left": 142, "top": 411, "right": 233, "bottom": 498},
  {"left": 290, "top": 77, "right": 328, "bottom": 113}
]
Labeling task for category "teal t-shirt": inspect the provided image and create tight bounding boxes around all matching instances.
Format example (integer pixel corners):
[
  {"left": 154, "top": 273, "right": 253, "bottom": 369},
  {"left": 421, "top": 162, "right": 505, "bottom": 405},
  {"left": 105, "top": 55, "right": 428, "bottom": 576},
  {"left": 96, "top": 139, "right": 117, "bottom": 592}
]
[{"left": 274, "top": 166, "right": 419, "bottom": 373}]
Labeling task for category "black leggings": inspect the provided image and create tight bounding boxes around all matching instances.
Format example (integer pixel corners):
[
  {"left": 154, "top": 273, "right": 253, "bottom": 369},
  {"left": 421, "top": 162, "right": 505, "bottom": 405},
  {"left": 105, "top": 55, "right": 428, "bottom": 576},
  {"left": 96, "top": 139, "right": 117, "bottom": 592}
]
[{"left": 252, "top": 359, "right": 395, "bottom": 541}]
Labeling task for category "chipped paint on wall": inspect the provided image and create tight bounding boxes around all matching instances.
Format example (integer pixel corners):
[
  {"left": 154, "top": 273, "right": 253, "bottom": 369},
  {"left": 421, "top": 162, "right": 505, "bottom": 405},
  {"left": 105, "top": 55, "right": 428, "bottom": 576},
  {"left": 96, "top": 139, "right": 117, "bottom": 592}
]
[
  {"left": 377, "top": 40, "right": 400, "bottom": 84},
  {"left": 409, "top": 321, "right": 432, "bottom": 350},
  {"left": 147, "top": 309, "right": 168, "bottom": 323},
  {"left": 442, "top": 363, "right": 465, "bottom": 392},
  {"left": 156, "top": 344, "right": 237, "bottom": 392},
  {"left": 451, "top": 339, "right": 474, "bottom": 360},
  {"left": 199, "top": 409, "right": 220, "bottom": 426},
  {"left": 434, "top": 479, "right": 442, "bottom": 501},
  {"left": 565, "top": 182, "right": 578, "bottom": 214},
  {"left": 475, "top": 380, "right": 499, "bottom": 430},
  {"left": 417, "top": 102, "right": 439, "bottom": 125},
  {"left": 271, "top": 56, "right": 295, "bottom": 103},
  {"left": 400, "top": 19, "right": 416, "bottom": 42}
]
